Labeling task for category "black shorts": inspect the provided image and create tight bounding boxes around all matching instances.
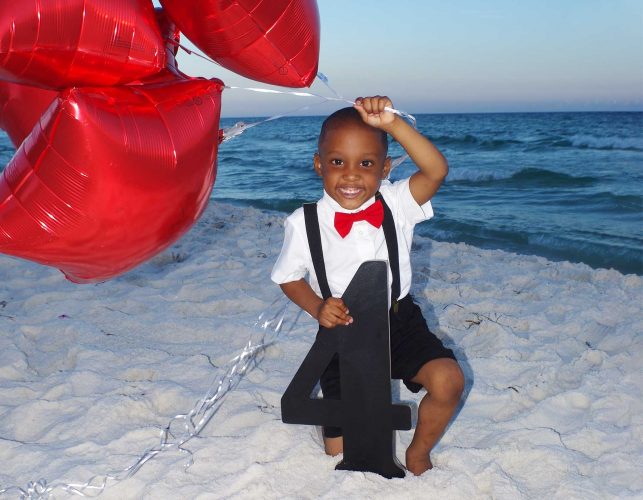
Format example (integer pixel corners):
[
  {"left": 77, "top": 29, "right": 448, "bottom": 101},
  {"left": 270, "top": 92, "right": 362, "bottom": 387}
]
[{"left": 319, "top": 294, "right": 456, "bottom": 438}]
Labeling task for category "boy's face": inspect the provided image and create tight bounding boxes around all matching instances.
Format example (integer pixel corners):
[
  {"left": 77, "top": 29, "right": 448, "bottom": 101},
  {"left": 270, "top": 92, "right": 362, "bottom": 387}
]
[{"left": 314, "top": 122, "right": 391, "bottom": 211}]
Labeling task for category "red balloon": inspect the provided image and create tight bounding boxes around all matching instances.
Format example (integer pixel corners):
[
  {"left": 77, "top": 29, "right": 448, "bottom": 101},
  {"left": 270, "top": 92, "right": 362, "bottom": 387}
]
[
  {"left": 0, "top": 0, "right": 166, "bottom": 89},
  {"left": 0, "top": 81, "right": 58, "bottom": 148},
  {"left": 159, "top": 0, "right": 320, "bottom": 88},
  {"left": 0, "top": 75, "right": 223, "bottom": 283}
]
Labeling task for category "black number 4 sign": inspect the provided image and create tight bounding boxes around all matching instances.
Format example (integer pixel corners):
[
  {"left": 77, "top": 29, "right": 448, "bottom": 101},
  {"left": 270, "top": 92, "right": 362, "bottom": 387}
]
[{"left": 281, "top": 261, "right": 412, "bottom": 479}]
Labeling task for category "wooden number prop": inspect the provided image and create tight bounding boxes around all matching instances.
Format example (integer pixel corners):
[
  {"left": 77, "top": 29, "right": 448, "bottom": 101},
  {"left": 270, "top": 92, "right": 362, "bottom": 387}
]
[{"left": 281, "top": 260, "right": 412, "bottom": 478}]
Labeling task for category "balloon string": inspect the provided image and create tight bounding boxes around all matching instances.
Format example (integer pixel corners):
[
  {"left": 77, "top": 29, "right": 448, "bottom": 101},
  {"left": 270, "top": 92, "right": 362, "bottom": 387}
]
[
  {"left": 223, "top": 83, "right": 417, "bottom": 127},
  {"left": 222, "top": 76, "right": 415, "bottom": 174},
  {"left": 173, "top": 39, "right": 415, "bottom": 172},
  {"left": 173, "top": 38, "right": 418, "bottom": 126},
  {"left": 0, "top": 295, "right": 294, "bottom": 499},
  {"left": 171, "top": 39, "right": 223, "bottom": 67}
]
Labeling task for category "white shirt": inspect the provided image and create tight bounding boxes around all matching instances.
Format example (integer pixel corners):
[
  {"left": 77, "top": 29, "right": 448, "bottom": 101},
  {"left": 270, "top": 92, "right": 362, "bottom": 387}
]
[{"left": 271, "top": 178, "right": 433, "bottom": 303}]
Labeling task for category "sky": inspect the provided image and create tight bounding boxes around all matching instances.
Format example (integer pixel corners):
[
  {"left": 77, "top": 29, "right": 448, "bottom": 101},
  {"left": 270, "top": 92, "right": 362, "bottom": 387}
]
[{"left": 168, "top": 0, "right": 643, "bottom": 117}]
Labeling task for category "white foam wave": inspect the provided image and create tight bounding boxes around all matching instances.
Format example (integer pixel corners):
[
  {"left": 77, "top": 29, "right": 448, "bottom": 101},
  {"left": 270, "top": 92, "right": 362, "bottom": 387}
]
[
  {"left": 445, "top": 168, "right": 510, "bottom": 183},
  {"left": 570, "top": 134, "right": 643, "bottom": 151}
]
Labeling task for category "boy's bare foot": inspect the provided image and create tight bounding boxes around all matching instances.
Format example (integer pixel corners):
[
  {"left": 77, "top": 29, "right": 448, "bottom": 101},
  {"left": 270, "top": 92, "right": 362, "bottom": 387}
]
[
  {"left": 405, "top": 445, "right": 433, "bottom": 476},
  {"left": 324, "top": 436, "right": 343, "bottom": 456}
]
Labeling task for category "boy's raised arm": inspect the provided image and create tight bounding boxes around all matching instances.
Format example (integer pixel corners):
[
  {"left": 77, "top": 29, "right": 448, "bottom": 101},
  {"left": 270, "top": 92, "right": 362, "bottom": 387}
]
[{"left": 354, "top": 96, "right": 448, "bottom": 206}]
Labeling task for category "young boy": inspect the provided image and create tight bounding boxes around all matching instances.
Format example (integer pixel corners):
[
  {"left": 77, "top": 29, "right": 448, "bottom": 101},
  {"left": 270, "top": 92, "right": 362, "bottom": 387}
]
[{"left": 271, "top": 95, "right": 464, "bottom": 475}]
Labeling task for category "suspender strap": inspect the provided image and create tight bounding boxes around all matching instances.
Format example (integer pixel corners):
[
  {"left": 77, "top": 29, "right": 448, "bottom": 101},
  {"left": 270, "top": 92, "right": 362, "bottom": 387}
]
[
  {"left": 376, "top": 192, "right": 401, "bottom": 310},
  {"left": 303, "top": 203, "right": 333, "bottom": 300},
  {"left": 303, "top": 194, "right": 401, "bottom": 310}
]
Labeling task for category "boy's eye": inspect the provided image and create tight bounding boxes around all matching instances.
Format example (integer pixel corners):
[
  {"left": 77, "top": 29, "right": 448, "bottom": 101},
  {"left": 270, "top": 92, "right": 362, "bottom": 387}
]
[
  {"left": 360, "top": 160, "right": 374, "bottom": 167},
  {"left": 330, "top": 159, "right": 343, "bottom": 166}
]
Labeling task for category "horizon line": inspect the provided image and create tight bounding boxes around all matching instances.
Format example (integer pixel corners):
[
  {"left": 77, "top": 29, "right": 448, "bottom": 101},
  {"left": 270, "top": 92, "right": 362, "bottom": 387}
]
[{"left": 221, "top": 108, "right": 643, "bottom": 119}]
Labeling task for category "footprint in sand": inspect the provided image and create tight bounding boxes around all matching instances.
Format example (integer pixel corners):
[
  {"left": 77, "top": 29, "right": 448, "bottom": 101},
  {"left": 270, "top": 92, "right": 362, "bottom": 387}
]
[{"left": 565, "top": 391, "right": 592, "bottom": 410}]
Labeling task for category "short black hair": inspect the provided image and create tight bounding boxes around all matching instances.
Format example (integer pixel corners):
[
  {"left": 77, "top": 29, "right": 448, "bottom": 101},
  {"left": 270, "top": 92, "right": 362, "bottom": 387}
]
[{"left": 318, "top": 107, "right": 388, "bottom": 153}]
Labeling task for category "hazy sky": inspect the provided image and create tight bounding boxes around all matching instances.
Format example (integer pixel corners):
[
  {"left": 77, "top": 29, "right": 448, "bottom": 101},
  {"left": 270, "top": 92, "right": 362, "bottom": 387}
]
[{"left": 171, "top": 0, "right": 643, "bottom": 117}]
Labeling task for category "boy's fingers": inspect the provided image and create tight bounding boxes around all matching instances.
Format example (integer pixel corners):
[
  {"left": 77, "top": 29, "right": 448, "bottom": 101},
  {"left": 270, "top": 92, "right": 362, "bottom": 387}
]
[
  {"left": 331, "top": 308, "right": 351, "bottom": 323},
  {"left": 326, "top": 302, "right": 352, "bottom": 325},
  {"left": 369, "top": 95, "right": 384, "bottom": 113},
  {"left": 365, "top": 95, "right": 392, "bottom": 113},
  {"left": 320, "top": 311, "right": 351, "bottom": 328},
  {"left": 356, "top": 96, "right": 375, "bottom": 113},
  {"left": 327, "top": 297, "right": 348, "bottom": 312},
  {"left": 335, "top": 308, "right": 353, "bottom": 325},
  {"left": 319, "top": 299, "right": 352, "bottom": 326}
]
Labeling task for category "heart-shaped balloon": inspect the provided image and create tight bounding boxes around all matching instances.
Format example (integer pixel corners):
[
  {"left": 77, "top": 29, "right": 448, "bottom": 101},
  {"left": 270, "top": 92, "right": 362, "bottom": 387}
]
[
  {"left": 159, "top": 0, "right": 320, "bottom": 87},
  {"left": 0, "top": 81, "right": 58, "bottom": 148},
  {"left": 0, "top": 74, "right": 223, "bottom": 283},
  {"left": 0, "top": 0, "right": 166, "bottom": 89}
]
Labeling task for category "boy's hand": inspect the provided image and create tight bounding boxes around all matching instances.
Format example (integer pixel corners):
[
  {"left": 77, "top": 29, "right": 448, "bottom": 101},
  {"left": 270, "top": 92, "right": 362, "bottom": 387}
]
[
  {"left": 317, "top": 297, "right": 353, "bottom": 328},
  {"left": 354, "top": 95, "right": 396, "bottom": 130}
]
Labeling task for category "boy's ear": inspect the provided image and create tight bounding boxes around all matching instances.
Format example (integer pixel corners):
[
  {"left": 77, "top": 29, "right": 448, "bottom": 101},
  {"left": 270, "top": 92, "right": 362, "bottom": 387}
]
[
  {"left": 313, "top": 152, "right": 323, "bottom": 177},
  {"left": 382, "top": 156, "right": 392, "bottom": 179}
]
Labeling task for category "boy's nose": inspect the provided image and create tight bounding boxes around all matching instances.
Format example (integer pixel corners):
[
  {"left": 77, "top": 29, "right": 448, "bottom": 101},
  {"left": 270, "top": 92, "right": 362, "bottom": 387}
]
[{"left": 343, "top": 164, "right": 361, "bottom": 178}]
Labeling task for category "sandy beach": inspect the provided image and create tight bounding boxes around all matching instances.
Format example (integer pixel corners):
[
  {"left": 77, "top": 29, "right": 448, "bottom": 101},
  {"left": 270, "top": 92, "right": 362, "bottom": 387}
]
[{"left": 0, "top": 200, "right": 641, "bottom": 499}]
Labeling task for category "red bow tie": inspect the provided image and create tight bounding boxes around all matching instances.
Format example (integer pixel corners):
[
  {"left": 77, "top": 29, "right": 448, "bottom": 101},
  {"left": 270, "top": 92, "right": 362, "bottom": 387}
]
[{"left": 334, "top": 199, "right": 384, "bottom": 238}]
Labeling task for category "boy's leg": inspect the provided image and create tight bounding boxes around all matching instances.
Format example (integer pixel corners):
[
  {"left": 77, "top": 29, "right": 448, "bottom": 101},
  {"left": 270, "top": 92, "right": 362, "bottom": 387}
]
[
  {"left": 406, "top": 358, "right": 464, "bottom": 475},
  {"left": 324, "top": 436, "right": 343, "bottom": 456},
  {"left": 320, "top": 352, "right": 344, "bottom": 456}
]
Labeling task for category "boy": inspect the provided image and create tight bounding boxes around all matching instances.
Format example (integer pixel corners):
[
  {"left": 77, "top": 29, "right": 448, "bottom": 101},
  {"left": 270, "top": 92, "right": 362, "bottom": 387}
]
[{"left": 271, "top": 96, "right": 464, "bottom": 475}]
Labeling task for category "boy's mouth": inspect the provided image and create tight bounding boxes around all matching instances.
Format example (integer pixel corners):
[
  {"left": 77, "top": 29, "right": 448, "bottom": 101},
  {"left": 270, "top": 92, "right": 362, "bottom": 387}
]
[{"left": 337, "top": 186, "right": 363, "bottom": 198}]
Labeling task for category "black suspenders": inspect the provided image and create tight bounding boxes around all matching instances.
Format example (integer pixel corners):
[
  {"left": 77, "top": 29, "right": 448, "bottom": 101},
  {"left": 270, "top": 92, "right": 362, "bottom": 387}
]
[
  {"left": 303, "top": 192, "right": 401, "bottom": 311},
  {"left": 377, "top": 193, "right": 401, "bottom": 311},
  {"left": 303, "top": 201, "right": 333, "bottom": 301}
]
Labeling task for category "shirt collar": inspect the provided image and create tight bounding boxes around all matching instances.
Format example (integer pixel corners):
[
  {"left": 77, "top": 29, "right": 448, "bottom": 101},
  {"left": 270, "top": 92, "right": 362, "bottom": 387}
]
[{"left": 320, "top": 190, "right": 377, "bottom": 214}]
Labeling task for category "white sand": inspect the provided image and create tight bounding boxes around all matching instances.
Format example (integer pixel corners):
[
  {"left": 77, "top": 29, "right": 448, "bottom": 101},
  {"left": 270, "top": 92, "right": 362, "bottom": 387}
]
[{"left": 0, "top": 201, "right": 641, "bottom": 499}]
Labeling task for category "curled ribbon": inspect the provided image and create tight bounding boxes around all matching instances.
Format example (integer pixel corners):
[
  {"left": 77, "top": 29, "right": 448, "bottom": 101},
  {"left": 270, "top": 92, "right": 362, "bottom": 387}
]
[{"left": 0, "top": 296, "right": 293, "bottom": 499}]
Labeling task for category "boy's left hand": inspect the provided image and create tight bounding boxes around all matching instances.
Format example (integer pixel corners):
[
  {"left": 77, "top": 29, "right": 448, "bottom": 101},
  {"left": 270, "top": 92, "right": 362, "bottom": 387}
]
[{"left": 354, "top": 95, "right": 395, "bottom": 130}]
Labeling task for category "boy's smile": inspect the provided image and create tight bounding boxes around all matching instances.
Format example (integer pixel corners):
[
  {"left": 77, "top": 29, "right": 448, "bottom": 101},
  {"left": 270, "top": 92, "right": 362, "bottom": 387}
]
[{"left": 314, "top": 122, "right": 391, "bottom": 211}]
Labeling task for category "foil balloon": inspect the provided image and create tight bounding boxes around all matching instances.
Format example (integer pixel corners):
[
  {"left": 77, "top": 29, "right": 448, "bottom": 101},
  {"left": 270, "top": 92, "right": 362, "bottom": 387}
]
[
  {"left": 0, "top": 0, "right": 166, "bottom": 89},
  {"left": 0, "top": 81, "right": 58, "bottom": 148},
  {"left": 0, "top": 75, "right": 223, "bottom": 283},
  {"left": 159, "top": 0, "right": 320, "bottom": 88}
]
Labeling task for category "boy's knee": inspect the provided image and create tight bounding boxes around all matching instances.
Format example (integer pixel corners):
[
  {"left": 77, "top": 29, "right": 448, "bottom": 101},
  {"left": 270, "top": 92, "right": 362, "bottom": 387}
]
[
  {"left": 417, "top": 359, "right": 464, "bottom": 402},
  {"left": 444, "top": 362, "right": 465, "bottom": 400}
]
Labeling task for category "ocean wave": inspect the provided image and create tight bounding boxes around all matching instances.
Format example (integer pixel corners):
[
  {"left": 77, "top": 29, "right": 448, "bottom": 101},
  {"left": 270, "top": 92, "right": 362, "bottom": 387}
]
[
  {"left": 567, "top": 134, "right": 643, "bottom": 152},
  {"left": 446, "top": 167, "right": 598, "bottom": 187},
  {"left": 270, "top": 133, "right": 319, "bottom": 144},
  {"left": 432, "top": 132, "right": 643, "bottom": 153},
  {"left": 432, "top": 134, "right": 523, "bottom": 151},
  {"left": 213, "top": 197, "right": 303, "bottom": 214},
  {"left": 590, "top": 192, "right": 643, "bottom": 212},
  {"left": 508, "top": 167, "right": 597, "bottom": 186},
  {"left": 442, "top": 168, "right": 504, "bottom": 183},
  {"left": 421, "top": 218, "right": 642, "bottom": 275},
  {"left": 525, "top": 233, "right": 642, "bottom": 274}
]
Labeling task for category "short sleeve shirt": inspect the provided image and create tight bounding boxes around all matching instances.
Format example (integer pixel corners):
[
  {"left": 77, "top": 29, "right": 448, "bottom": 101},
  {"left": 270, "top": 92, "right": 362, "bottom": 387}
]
[{"left": 271, "top": 178, "right": 433, "bottom": 302}]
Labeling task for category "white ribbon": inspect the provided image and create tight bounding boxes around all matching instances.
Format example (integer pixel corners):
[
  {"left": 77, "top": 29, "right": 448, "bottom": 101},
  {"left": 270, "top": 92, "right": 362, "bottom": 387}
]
[
  {"left": 0, "top": 296, "right": 292, "bottom": 499},
  {"left": 222, "top": 75, "right": 416, "bottom": 174}
]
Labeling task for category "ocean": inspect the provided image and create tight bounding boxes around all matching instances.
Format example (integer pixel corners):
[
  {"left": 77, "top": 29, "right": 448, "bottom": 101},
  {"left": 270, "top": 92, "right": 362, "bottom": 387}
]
[
  {"left": 1, "top": 111, "right": 641, "bottom": 275},
  {"left": 215, "top": 111, "right": 643, "bottom": 276}
]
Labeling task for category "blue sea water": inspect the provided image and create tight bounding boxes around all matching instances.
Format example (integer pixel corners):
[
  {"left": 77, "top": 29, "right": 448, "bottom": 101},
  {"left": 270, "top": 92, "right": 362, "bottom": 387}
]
[
  {"left": 215, "top": 112, "right": 642, "bottom": 275},
  {"left": 1, "top": 112, "right": 641, "bottom": 275}
]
